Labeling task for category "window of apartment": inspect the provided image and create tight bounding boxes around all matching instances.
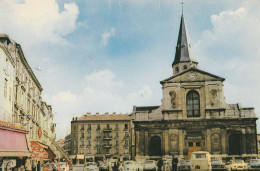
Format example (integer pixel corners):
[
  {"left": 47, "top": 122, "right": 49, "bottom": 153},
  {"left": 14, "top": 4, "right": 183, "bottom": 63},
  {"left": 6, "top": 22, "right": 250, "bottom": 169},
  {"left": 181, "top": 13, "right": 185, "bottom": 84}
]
[
  {"left": 124, "top": 149, "right": 129, "bottom": 154},
  {"left": 97, "top": 124, "right": 100, "bottom": 130},
  {"left": 97, "top": 148, "right": 100, "bottom": 154},
  {"left": 97, "top": 140, "right": 100, "bottom": 145},
  {"left": 88, "top": 140, "right": 91, "bottom": 146},
  {"left": 73, "top": 140, "right": 76, "bottom": 146},
  {"left": 97, "top": 132, "right": 101, "bottom": 137},
  {"left": 88, "top": 124, "right": 91, "bottom": 130},
  {"left": 115, "top": 124, "right": 119, "bottom": 129},
  {"left": 116, "top": 148, "right": 119, "bottom": 154},
  {"left": 116, "top": 132, "right": 119, "bottom": 138},
  {"left": 27, "top": 99, "right": 30, "bottom": 114},
  {"left": 9, "top": 87, "right": 11, "bottom": 102},
  {"left": 88, "top": 148, "right": 91, "bottom": 154},
  {"left": 80, "top": 149, "right": 84, "bottom": 154},
  {"left": 116, "top": 140, "right": 119, "bottom": 145},
  {"left": 124, "top": 132, "right": 128, "bottom": 136},
  {"left": 88, "top": 131, "right": 91, "bottom": 136},
  {"left": 106, "top": 124, "right": 110, "bottom": 129},
  {"left": 124, "top": 124, "right": 128, "bottom": 130},
  {"left": 81, "top": 124, "right": 84, "bottom": 130},
  {"left": 4, "top": 79, "right": 7, "bottom": 98},
  {"left": 125, "top": 140, "right": 128, "bottom": 146},
  {"left": 80, "top": 141, "right": 84, "bottom": 146}
]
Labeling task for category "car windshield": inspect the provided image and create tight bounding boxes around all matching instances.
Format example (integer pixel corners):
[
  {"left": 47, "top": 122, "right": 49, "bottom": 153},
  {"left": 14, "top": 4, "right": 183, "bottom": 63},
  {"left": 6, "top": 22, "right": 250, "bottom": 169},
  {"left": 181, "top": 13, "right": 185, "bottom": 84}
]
[
  {"left": 233, "top": 160, "right": 243, "bottom": 164},
  {"left": 211, "top": 160, "right": 223, "bottom": 164},
  {"left": 195, "top": 153, "right": 207, "bottom": 159},
  {"left": 125, "top": 161, "right": 135, "bottom": 165},
  {"left": 87, "top": 163, "right": 96, "bottom": 166},
  {"left": 145, "top": 161, "right": 154, "bottom": 164},
  {"left": 46, "top": 164, "right": 54, "bottom": 168},
  {"left": 250, "top": 160, "right": 260, "bottom": 164},
  {"left": 180, "top": 160, "right": 190, "bottom": 164}
]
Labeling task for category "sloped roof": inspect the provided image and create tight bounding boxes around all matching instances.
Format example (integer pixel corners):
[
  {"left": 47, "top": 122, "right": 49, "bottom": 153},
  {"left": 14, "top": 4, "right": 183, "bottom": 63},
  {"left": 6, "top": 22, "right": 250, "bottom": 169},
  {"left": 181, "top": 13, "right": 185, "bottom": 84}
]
[
  {"left": 172, "top": 14, "right": 197, "bottom": 66},
  {"left": 78, "top": 114, "right": 131, "bottom": 121},
  {"left": 160, "top": 67, "right": 225, "bottom": 84}
]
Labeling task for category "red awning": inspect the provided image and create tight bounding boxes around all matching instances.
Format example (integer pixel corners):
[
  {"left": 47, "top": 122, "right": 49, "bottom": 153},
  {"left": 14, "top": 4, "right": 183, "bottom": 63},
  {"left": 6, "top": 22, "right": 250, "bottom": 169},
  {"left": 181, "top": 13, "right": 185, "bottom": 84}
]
[
  {"left": 31, "top": 141, "right": 49, "bottom": 159},
  {"left": 0, "top": 129, "right": 30, "bottom": 157},
  {"left": 45, "top": 148, "right": 56, "bottom": 160}
]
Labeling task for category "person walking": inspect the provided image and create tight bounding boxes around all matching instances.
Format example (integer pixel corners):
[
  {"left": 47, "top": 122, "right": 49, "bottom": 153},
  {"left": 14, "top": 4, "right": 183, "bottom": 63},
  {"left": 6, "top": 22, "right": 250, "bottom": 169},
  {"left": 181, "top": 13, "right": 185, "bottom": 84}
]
[
  {"left": 25, "top": 159, "right": 31, "bottom": 171},
  {"left": 36, "top": 161, "right": 41, "bottom": 171},
  {"left": 171, "top": 156, "right": 178, "bottom": 171},
  {"left": 32, "top": 160, "right": 37, "bottom": 171}
]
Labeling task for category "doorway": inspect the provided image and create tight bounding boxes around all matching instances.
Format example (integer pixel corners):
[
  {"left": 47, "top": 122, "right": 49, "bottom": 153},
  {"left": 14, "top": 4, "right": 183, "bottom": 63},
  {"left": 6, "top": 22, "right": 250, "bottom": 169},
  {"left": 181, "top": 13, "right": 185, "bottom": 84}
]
[
  {"left": 188, "top": 141, "right": 202, "bottom": 159},
  {"left": 149, "top": 136, "right": 161, "bottom": 156},
  {"left": 229, "top": 134, "right": 241, "bottom": 155}
]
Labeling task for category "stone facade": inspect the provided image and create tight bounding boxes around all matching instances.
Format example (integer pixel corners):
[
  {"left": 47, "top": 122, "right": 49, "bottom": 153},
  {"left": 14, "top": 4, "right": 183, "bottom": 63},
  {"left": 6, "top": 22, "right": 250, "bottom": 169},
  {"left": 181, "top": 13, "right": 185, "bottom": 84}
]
[
  {"left": 131, "top": 15, "right": 258, "bottom": 160},
  {"left": 71, "top": 113, "right": 132, "bottom": 160}
]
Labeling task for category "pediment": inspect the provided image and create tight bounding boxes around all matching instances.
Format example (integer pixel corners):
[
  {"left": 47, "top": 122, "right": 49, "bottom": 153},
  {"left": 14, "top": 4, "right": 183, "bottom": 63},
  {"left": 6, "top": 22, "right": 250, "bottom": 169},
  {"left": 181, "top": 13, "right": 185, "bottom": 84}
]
[{"left": 160, "top": 68, "right": 225, "bottom": 84}]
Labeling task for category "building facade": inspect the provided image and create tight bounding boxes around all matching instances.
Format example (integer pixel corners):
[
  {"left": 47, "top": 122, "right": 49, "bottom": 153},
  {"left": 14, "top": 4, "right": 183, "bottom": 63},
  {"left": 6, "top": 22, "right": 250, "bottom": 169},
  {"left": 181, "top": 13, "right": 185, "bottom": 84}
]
[
  {"left": 71, "top": 113, "right": 132, "bottom": 161},
  {"left": 0, "top": 34, "right": 63, "bottom": 162},
  {"left": 131, "top": 15, "right": 258, "bottom": 161}
]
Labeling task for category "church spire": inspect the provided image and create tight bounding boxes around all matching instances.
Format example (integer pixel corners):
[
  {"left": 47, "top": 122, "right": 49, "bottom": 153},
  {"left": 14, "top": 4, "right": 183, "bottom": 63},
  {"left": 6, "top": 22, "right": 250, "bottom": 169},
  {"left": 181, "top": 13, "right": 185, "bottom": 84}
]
[{"left": 172, "top": 14, "right": 198, "bottom": 75}]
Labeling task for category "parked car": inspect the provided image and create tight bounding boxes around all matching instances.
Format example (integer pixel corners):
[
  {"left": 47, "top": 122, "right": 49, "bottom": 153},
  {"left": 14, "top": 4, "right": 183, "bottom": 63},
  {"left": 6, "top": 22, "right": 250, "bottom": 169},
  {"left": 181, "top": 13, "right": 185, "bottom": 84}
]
[
  {"left": 211, "top": 159, "right": 226, "bottom": 171},
  {"left": 177, "top": 160, "right": 190, "bottom": 171},
  {"left": 58, "top": 162, "right": 69, "bottom": 171},
  {"left": 84, "top": 162, "right": 99, "bottom": 171},
  {"left": 226, "top": 159, "right": 247, "bottom": 171},
  {"left": 135, "top": 162, "right": 143, "bottom": 171},
  {"left": 43, "top": 163, "right": 60, "bottom": 171},
  {"left": 98, "top": 161, "right": 109, "bottom": 171},
  {"left": 143, "top": 160, "right": 158, "bottom": 171},
  {"left": 248, "top": 159, "right": 260, "bottom": 170},
  {"left": 121, "top": 161, "right": 136, "bottom": 171},
  {"left": 190, "top": 151, "right": 212, "bottom": 171}
]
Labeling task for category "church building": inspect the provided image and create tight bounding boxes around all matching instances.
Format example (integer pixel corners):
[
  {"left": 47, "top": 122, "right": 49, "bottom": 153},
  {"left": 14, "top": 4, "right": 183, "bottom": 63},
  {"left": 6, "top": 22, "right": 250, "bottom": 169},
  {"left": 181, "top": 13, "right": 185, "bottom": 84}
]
[{"left": 131, "top": 14, "right": 258, "bottom": 160}]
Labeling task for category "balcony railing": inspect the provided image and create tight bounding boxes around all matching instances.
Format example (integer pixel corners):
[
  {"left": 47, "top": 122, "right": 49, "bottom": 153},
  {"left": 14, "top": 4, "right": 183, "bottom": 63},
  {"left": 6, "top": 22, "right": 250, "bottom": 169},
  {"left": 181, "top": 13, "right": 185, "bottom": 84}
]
[
  {"left": 103, "top": 136, "right": 112, "bottom": 140},
  {"left": 96, "top": 135, "right": 101, "bottom": 138},
  {"left": 87, "top": 144, "right": 92, "bottom": 147},
  {"left": 124, "top": 135, "right": 129, "bottom": 139},
  {"left": 103, "top": 128, "right": 112, "bottom": 132},
  {"left": 115, "top": 136, "right": 119, "bottom": 139},
  {"left": 124, "top": 144, "right": 129, "bottom": 147},
  {"left": 115, "top": 127, "right": 119, "bottom": 131},
  {"left": 104, "top": 144, "right": 112, "bottom": 148}
]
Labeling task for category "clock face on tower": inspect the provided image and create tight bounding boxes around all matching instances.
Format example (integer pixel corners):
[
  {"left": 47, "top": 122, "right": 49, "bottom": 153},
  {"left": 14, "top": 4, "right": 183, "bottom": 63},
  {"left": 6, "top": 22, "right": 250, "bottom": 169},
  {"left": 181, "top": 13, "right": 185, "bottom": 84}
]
[{"left": 188, "top": 71, "right": 197, "bottom": 81}]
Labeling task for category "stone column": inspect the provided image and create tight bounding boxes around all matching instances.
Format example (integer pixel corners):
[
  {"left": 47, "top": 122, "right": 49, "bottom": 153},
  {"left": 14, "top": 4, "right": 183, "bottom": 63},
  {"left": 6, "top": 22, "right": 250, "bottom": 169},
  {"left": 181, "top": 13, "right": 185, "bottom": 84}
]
[
  {"left": 251, "top": 134, "right": 257, "bottom": 154},
  {"left": 164, "top": 129, "right": 169, "bottom": 155},
  {"left": 135, "top": 130, "right": 140, "bottom": 156},
  {"left": 221, "top": 129, "right": 227, "bottom": 154},
  {"left": 144, "top": 129, "right": 149, "bottom": 156},
  {"left": 206, "top": 129, "right": 211, "bottom": 153},
  {"left": 178, "top": 129, "right": 184, "bottom": 157},
  {"left": 241, "top": 129, "right": 246, "bottom": 154}
]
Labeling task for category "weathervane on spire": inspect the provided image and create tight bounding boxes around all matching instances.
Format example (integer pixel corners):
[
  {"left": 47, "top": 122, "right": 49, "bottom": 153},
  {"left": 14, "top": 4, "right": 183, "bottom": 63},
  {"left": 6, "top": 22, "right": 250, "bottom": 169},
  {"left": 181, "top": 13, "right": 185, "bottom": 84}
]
[{"left": 181, "top": 0, "right": 184, "bottom": 14}]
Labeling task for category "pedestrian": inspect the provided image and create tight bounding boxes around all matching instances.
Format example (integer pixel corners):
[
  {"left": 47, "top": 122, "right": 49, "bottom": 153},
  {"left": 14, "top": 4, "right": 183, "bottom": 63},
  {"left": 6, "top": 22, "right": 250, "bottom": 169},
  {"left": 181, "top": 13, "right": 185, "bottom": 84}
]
[
  {"left": 171, "top": 155, "right": 178, "bottom": 171},
  {"left": 25, "top": 159, "right": 32, "bottom": 171},
  {"left": 157, "top": 159, "right": 163, "bottom": 171},
  {"left": 37, "top": 161, "right": 41, "bottom": 171},
  {"left": 32, "top": 160, "right": 37, "bottom": 171},
  {"left": 53, "top": 160, "right": 57, "bottom": 171}
]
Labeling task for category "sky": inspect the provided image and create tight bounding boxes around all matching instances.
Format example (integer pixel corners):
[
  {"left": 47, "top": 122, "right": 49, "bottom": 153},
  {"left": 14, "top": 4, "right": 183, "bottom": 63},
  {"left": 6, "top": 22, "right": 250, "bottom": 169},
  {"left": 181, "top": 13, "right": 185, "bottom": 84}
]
[{"left": 0, "top": 0, "right": 260, "bottom": 139}]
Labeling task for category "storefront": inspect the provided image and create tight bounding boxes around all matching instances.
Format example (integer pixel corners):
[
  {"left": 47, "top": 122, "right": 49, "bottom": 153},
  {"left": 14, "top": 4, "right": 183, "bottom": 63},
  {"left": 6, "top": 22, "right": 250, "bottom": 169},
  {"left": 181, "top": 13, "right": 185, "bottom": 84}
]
[
  {"left": 31, "top": 141, "right": 56, "bottom": 163},
  {"left": 0, "top": 121, "right": 31, "bottom": 170}
]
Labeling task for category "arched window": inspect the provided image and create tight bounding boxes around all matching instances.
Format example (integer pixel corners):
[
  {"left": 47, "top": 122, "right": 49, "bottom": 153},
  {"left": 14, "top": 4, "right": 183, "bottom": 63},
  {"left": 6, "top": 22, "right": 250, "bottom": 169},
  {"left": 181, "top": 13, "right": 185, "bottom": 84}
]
[{"left": 186, "top": 90, "right": 200, "bottom": 117}]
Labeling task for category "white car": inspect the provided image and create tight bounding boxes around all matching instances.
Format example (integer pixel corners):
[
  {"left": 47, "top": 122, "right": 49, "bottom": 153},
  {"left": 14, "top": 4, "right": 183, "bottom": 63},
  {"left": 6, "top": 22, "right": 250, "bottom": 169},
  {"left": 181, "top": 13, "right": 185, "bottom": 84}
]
[
  {"left": 248, "top": 159, "right": 260, "bottom": 170},
  {"left": 58, "top": 162, "right": 69, "bottom": 171},
  {"left": 143, "top": 160, "right": 158, "bottom": 171},
  {"left": 190, "top": 151, "right": 212, "bottom": 171},
  {"left": 121, "top": 161, "right": 136, "bottom": 171},
  {"left": 84, "top": 162, "right": 99, "bottom": 171},
  {"left": 226, "top": 159, "right": 247, "bottom": 171},
  {"left": 135, "top": 162, "right": 143, "bottom": 171}
]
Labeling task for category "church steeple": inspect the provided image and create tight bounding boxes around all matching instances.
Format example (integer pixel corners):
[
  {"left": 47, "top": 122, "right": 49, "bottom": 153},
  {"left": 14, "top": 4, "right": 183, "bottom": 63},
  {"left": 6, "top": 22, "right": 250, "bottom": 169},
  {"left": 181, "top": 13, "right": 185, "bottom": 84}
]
[{"left": 172, "top": 14, "right": 198, "bottom": 75}]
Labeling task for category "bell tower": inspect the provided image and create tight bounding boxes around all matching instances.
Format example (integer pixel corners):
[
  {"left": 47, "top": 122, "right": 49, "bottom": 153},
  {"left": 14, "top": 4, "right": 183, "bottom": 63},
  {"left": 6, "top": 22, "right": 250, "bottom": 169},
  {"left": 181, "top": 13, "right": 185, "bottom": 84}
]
[{"left": 172, "top": 14, "right": 198, "bottom": 75}]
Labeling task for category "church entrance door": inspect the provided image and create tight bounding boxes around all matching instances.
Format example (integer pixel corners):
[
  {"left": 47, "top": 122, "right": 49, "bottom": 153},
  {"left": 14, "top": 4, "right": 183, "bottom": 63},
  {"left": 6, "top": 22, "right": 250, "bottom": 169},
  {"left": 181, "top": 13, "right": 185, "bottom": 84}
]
[
  {"left": 229, "top": 134, "right": 241, "bottom": 155},
  {"left": 188, "top": 141, "right": 202, "bottom": 159},
  {"left": 149, "top": 136, "right": 161, "bottom": 156}
]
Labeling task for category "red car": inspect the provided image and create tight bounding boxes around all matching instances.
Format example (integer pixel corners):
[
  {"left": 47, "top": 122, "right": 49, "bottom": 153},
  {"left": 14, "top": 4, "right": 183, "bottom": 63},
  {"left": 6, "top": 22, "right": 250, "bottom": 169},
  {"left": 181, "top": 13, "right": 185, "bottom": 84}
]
[{"left": 43, "top": 163, "right": 61, "bottom": 171}]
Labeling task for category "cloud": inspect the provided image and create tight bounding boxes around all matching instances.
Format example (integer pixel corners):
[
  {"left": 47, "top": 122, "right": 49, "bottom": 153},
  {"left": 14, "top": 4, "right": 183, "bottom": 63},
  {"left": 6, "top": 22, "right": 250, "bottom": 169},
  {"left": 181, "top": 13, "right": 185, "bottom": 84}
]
[
  {"left": 44, "top": 69, "right": 153, "bottom": 137},
  {"left": 0, "top": 0, "right": 79, "bottom": 45},
  {"left": 194, "top": 2, "right": 260, "bottom": 118},
  {"left": 101, "top": 28, "right": 115, "bottom": 46}
]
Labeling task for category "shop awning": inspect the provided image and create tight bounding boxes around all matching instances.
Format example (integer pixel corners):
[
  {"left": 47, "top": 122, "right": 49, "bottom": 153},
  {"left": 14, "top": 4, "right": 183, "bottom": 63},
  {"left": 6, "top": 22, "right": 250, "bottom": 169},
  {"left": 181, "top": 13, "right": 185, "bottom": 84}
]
[
  {"left": 45, "top": 148, "right": 56, "bottom": 160},
  {"left": 0, "top": 129, "right": 30, "bottom": 157},
  {"left": 31, "top": 141, "right": 49, "bottom": 159}
]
